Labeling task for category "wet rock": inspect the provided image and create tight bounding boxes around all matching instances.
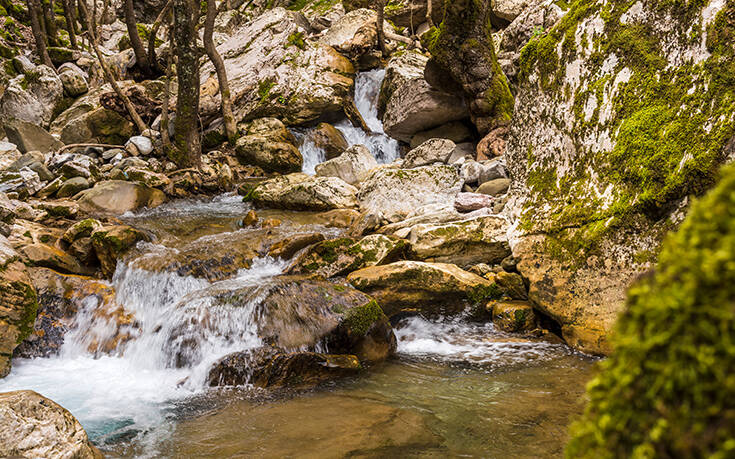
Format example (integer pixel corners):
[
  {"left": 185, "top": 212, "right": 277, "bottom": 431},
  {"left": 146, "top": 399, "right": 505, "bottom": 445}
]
[
  {"left": 380, "top": 51, "right": 469, "bottom": 142},
  {"left": 495, "top": 271, "right": 527, "bottom": 300},
  {"left": 489, "top": 300, "right": 537, "bottom": 333},
  {"left": 309, "top": 122, "right": 348, "bottom": 160},
  {"left": 249, "top": 173, "right": 359, "bottom": 211},
  {"left": 0, "top": 236, "right": 37, "bottom": 377},
  {"left": 410, "top": 122, "right": 474, "bottom": 150},
  {"left": 0, "top": 390, "right": 102, "bottom": 458},
  {"left": 267, "top": 233, "right": 326, "bottom": 259},
  {"left": 454, "top": 192, "right": 494, "bottom": 212},
  {"left": 91, "top": 225, "right": 149, "bottom": 278},
  {"left": 18, "top": 243, "right": 90, "bottom": 276},
  {"left": 57, "top": 177, "right": 91, "bottom": 198},
  {"left": 78, "top": 180, "right": 166, "bottom": 215},
  {"left": 402, "top": 138, "right": 457, "bottom": 168},
  {"left": 241, "top": 210, "right": 259, "bottom": 227},
  {"left": 203, "top": 7, "right": 355, "bottom": 125},
  {"left": 3, "top": 120, "right": 63, "bottom": 154},
  {"left": 289, "top": 234, "right": 408, "bottom": 278},
  {"left": 312, "top": 209, "right": 362, "bottom": 228},
  {"left": 347, "top": 260, "right": 497, "bottom": 317},
  {"left": 208, "top": 348, "right": 361, "bottom": 388},
  {"left": 61, "top": 219, "right": 103, "bottom": 247},
  {"left": 315, "top": 144, "right": 378, "bottom": 185},
  {"left": 358, "top": 165, "right": 463, "bottom": 223},
  {"left": 0, "top": 65, "right": 63, "bottom": 128},
  {"left": 477, "top": 178, "right": 511, "bottom": 196}
]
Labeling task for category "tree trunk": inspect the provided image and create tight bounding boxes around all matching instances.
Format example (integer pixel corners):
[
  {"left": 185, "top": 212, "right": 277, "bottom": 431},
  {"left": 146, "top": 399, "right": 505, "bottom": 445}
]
[
  {"left": 375, "top": 0, "right": 388, "bottom": 57},
  {"left": 148, "top": 0, "right": 172, "bottom": 74},
  {"left": 426, "top": 0, "right": 435, "bottom": 28},
  {"left": 160, "top": 33, "right": 173, "bottom": 151},
  {"left": 42, "top": 0, "right": 59, "bottom": 46},
  {"left": 123, "top": 0, "right": 152, "bottom": 75},
  {"left": 171, "top": 0, "right": 201, "bottom": 168},
  {"left": 76, "top": 0, "right": 88, "bottom": 34},
  {"left": 61, "top": 0, "right": 78, "bottom": 49},
  {"left": 27, "top": 0, "right": 54, "bottom": 68},
  {"left": 203, "top": 0, "right": 237, "bottom": 143},
  {"left": 81, "top": 0, "right": 148, "bottom": 134}
]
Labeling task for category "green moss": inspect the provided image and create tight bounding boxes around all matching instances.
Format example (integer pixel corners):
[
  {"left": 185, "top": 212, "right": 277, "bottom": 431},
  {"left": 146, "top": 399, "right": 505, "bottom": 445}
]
[
  {"left": 284, "top": 31, "right": 306, "bottom": 50},
  {"left": 257, "top": 79, "right": 276, "bottom": 104},
  {"left": 567, "top": 162, "right": 735, "bottom": 458},
  {"left": 16, "top": 283, "right": 38, "bottom": 344},
  {"left": 342, "top": 300, "right": 384, "bottom": 336},
  {"left": 468, "top": 283, "right": 503, "bottom": 304}
]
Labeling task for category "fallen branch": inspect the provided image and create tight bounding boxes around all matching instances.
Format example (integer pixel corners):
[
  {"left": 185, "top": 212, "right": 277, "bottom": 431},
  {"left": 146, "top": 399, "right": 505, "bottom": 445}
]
[{"left": 57, "top": 143, "right": 125, "bottom": 153}]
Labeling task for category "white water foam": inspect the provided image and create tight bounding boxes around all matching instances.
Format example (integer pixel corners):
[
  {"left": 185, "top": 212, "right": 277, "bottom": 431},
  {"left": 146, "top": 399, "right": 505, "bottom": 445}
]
[{"left": 300, "top": 69, "right": 400, "bottom": 173}]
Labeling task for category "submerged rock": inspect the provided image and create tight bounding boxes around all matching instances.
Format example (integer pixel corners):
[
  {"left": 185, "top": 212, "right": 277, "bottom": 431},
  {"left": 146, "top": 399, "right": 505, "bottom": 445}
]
[
  {"left": 0, "top": 390, "right": 102, "bottom": 458},
  {"left": 347, "top": 260, "right": 497, "bottom": 317}
]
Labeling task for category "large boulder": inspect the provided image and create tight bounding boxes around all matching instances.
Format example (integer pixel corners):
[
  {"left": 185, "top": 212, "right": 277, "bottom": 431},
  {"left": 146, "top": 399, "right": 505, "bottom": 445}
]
[
  {"left": 0, "top": 66, "right": 63, "bottom": 128},
  {"left": 347, "top": 260, "right": 498, "bottom": 317},
  {"left": 380, "top": 51, "right": 469, "bottom": 143},
  {"left": 407, "top": 216, "right": 512, "bottom": 266},
  {"left": 315, "top": 144, "right": 378, "bottom": 185},
  {"left": 0, "top": 236, "right": 38, "bottom": 378},
  {"left": 78, "top": 180, "right": 166, "bottom": 215},
  {"left": 58, "top": 63, "right": 89, "bottom": 97},
  {"left": 308, "top": 122, "right": 348, "bottom": 160},
  {"left": 203, "top": 7, "right": 355, "bottom": 125},
  {"left": 319, "top": 8, "right": 384, "bottom": 59},
  {"left": 357, "top": 165, "right": 463, "bottom": 223},
  {"left": 235, "top": 118, "right": 303, "bottom": 173},
  {"left": 0, "top": 390, "right": 101, "bottom": 458},
  {"left": 3, "top": 119, "right": 64, "bottom": 154},
  {"left": 505, "top": 0, "right": 735, "bottom": 354},
  {"left": 402, "top": 138, "right": 457, "bottom": 169},
  {"left": 248, "top": 173, "right": 359, "bottom": 211}
]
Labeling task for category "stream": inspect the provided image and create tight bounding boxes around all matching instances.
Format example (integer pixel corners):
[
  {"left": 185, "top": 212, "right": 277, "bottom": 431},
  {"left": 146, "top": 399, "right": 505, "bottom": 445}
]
[{"left": 0, "top": 70, "right": 596, "bottom": 458}]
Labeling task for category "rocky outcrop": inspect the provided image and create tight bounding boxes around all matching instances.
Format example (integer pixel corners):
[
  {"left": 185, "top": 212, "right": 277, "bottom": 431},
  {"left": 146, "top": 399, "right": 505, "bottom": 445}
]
[
  {"left": 358, "top": 165, "right": 463, "bottom": 223},
  {"left": 0, "top": 236, "right": 38, "bottom": 378},
  {"left": 203, "top": 7, "right": 355, "bottom": 126},
  {"left": 78, "top": 180, "right": 167, "bottom": 215},
  {"left": 347, "top": 261, "right": 497, "bottom": 317},
  {"left": 248, "top": 173, "right": 359, "bottom": 211},
  {"left": 505, "top": 0, "right": 735, "bottom": 354},
  {"left": 0, "top": 390, "right": 101, "bottom": 458},
  {"left": 0, "top": 65, "right": 63, "bottom": 128},
  {"left": 380, "top": 51, "right": 469, "bottom": 143}
]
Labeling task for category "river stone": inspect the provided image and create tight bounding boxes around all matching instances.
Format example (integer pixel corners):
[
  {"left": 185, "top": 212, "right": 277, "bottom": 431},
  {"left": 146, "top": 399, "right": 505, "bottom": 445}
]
[
  {"left": 309, "top": 122, "right": 348, "bottom": 159},
  {"left": 289, "top": 234, "right": 408, "bottom": 278},
  {"left": 402, "top": 138, "right": 457, "bottom": 168},
  {"left": 380, "top": 51, "right": 469, "bottom": 143},
  {"left": 407, "top": 216, "right": 512, "bottom": 267},
  {"left": 201, "top": 7, "right": 355, "bottom": 126},
  {"left": 78, "top": 180, "right": 166, "bottom": 215},
  {"left": 358, "top": 165, "right": 463, "bottom": 224},
  {"left": 455, "top": 192, "right": 495, "bottom": 212},
  {"left": 319, "top": 8, "right": 383, "bottom": 58},
  {"left": 477, "top": 178, "right": 511, "bottom": 196},
  {"left": 18, "top": 243, "right": 90, "bottom": 276},
  {"left": 91, "top": 225, "right": 149, "bottom": 278},
  {"left": 0, "top": 390, "right": 101, "bottom": 458},
  {"left": 208, "top": 348, "right": 362, "bottom": 388},
  {"left": 0, "top": 236, "right": 38, "bottom": 378},
  {"left": 57, "top": 177, "right": 91, "bottom": 198},
  {"left": 127, "top": 136, "right": 154, "bottom": 156},
  {"left": 347, "top": 260, "right": 496, "bottom": 318},
  {"left": 0, "top": 65, "right": 63, "bottom": 128},
  {"left": 495, "top": 271, "right": 528, "bottom": 300},
  {"left": 489, "top": 300, "right": 537, "bottom": 333},
  {"left": 250, "top": 173, "right": 359, "bottom": 211},
  {"left": 267, "top": 233, "right": 326, "bottom": 259},
  {"left": 3, "top": 119, "right": 64, "bottom": 154},
  {"left": 315, "top": 144, "right": 378, "bottom": 185}
]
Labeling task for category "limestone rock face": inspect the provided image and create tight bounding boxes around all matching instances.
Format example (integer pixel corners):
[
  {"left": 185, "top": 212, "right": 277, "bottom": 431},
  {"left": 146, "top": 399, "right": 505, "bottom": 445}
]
[
  {"left": 0, "top": 65, "right": 63, "bottom": 128},
  {"left": 347, "top": 261, "right": 495, "bottom": 317},
  {"left": 78, "top": 180, "right": 167, "bottom": 215},
  {"left": 315, "top": 144, "right": 378, "bottom": 185},
  {"left": 203, "top": 7, "right": 355, "bottom": 126},
  {"left": 0, "top": 236, "right": 37, "bottom": 378},
  {"left": 505, "top": 0, "right": 735, "bottom": 354},
  {"left": 380, "top": 51, "right": 469, "bottom": 143},
  {"left": 358, "top": 165, "right": 463, "bottom": 223},
  {"left": 249, "top": 173, "right": 359, "bottom": 211},
  {"left": 0, "top": 390, "right": 101, "bottom": 458},
  {"left": 407, "top": 216, "right": 511, "bottom": 267}
]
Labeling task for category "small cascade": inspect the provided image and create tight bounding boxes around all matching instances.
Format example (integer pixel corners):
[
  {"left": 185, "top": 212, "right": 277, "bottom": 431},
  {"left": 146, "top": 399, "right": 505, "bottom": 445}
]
[{"left": 300, "top": 69, "right": 400, "bottom": 173}]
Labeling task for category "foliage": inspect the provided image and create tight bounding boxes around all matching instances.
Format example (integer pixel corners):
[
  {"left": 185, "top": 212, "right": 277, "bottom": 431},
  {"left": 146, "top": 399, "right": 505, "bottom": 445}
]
[{"left": 567, "top": 162, "right": 735, "bottom": 458}]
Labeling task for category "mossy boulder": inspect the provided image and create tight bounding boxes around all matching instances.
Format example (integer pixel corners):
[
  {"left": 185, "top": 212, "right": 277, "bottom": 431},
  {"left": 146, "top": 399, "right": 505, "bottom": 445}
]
[
  {"left": 566, "top": 163, "right": 735, "bottom": 458},
  {"left": 91, "top": 225, "right": 149, "bottom": 278},
  {"left": 506, "top": 0, "right": 735, "bottom": 354},
  {"left": 0, "top": 235, "right": 38, "bottom": 378},
  {"left": 489, "top": 300, "right": 537, "bottom": 333}
]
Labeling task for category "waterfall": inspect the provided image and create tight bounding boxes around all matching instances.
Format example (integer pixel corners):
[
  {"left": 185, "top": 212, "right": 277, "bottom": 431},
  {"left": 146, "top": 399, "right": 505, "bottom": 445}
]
[{"left": 300, "top": 69, "right": 401, "bottom": 173}]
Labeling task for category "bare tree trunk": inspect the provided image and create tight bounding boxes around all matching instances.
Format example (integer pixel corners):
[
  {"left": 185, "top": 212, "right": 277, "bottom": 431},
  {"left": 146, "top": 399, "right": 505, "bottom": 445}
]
[
  {"left": 27, "top": 0, "right": 54, "bottom": 68},
  {"left": 204, "top": 0, "right": 237, "bottom": 143},
  {"left": 375, "top": 0, "right": 388, "bottom": 57},
  {"left": 426, "top": 0, "right": 435, "bottom": 28},
  {"left": 61, "top": 0, "right": 78, "bottom": 49},
  {"left": 123, "top": 0, "right": 152, "bottom": 75},
  {"left": 148, "top": 0, "right": 173, "bottom": 74},
  {"left": 101, "top": 0, "right": 109, "bottom": 24},
  {"left": 160, "top": 33, "right": 173, "bottom": 151},
  {"left": 171, "top": 0, "right": 201, "bottom": 168},
  {"left": 81, "top": 0, "right": 148, "bottom": 133},
  {"left": 76, "top": 0, "right": 88, "bottom": 34}
]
